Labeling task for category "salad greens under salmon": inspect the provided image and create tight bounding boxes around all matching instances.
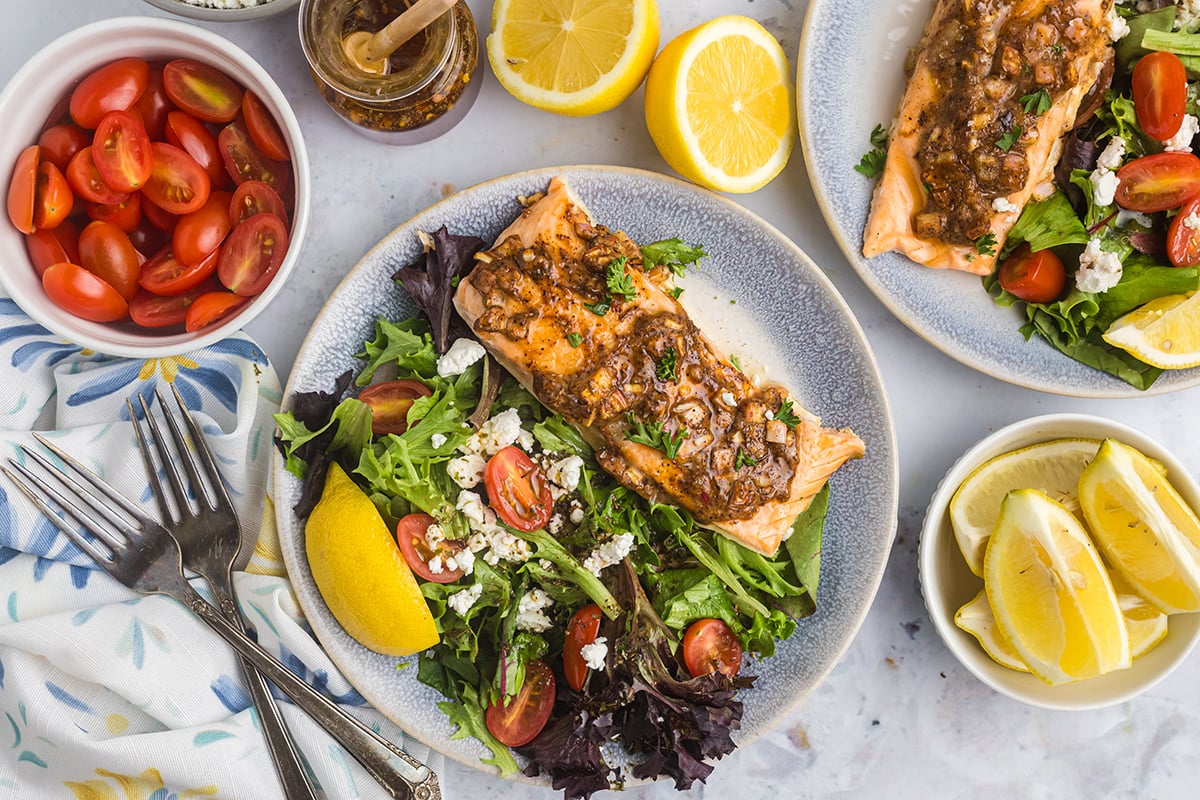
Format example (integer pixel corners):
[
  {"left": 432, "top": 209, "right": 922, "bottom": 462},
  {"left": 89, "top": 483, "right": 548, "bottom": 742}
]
[{"left": 274, "top": 228, "right": 827, "bottom": 798}]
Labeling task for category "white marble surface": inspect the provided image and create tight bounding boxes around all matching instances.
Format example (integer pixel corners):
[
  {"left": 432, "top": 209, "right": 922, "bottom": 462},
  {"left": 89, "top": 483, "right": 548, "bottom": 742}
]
[{"left": 4, "top": 0, "right": 1200, "bottom": 797}]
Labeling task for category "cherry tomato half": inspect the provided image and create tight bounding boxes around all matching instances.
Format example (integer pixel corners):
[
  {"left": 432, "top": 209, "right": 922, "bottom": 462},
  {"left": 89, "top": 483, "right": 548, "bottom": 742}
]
[
  {"left": 25, "top": 220, "right": 80, "bottom": 277},
  {"left": 165, "top": 110, "right": 227, "bottom": 187},
  {"left": 394, "top": 512, "right": 466, "bottom": 584},
  {"left": 563, "top": 603, "right": 603, "bottom": 691},
  {"left": 133, "top": 64, "right": 174, "bottom": 141},
  {"left": 230, "top": 179, "right": 287, "bottom": 225},
  {"left": 485, "top": 660, "right": 556, "bottom": 747},
  {"left": 242, "top": 91, "right": 290, "bottom": 162},
  {"left": 1133, "top": 51, "right": 1188, "bottom": 142},
  {"left": 7, "top": 145, "right": 39, "bottom": 233},
  {"left": 358, "top": 379, "right": 433, "bottom": 435},
  {"left": 70, "top": 58, "right": 150, "bottom": 129},
  {"left": 66, "top": 146, "right": 129, "bottom": 206},
  {"left": 997, "top": 244, "right": 1066, "bottom": 304},
  {"left": 33, "top": 161, "right": 73, "bottom": 230},
  {"left": 483, "top": 446, "right": 553, "bottom": 532},
  {"left": 139, "top": 245, "right": 220, "bottom": 296},
  {"left": 681, "top": 618, "right": 743, "bottom": 679},
  {"left": 128, "top": 217, "right": 171, "bottom": 258},
  {"left": 42, "top": 261, "right": 128, "bottom": 322},
  {"left": 1167, "top": 195, "right": 1200, "bottom": 267},
  {"left": 142, "top": 142, "right": 211, "bottom": 215},
  {"left": 142, "top": 195, "right": 179, "bottom": 232},
  {"left": 173, "top": 190, "right": 232, "bottom": 266},
  {"left": 184, "top": 290, "right": 248, "bottom": 332},
  {"left": 37, "top": 123, "right": 91, "bottom": 172},
  {"left": 217, "top": 211, "right": 288, "bottom": 296},
  {"left": 1114, "top": 152, "right": 1200, "bottom": 213},
  {"left": 91, "top": 110, "right": 153, "bottom": 193},
  {"left": 79, "top": 220, "right": 140, "bottom": 300},
  {"left": 86, "top": 193, "right": 142, "bottom": 233},
  {"left": 163, "top": 59, "right": 244, "bottom": 124},
  {"left": 129, "top": 285, "right": 208, "bottom": 328},
  {"left": 218, "top": 119, "right": 289, "bottom": 191}
]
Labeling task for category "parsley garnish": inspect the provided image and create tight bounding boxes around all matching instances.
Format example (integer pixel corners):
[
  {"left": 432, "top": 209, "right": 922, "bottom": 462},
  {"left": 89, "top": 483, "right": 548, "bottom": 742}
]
[
  {"left": 640, "top": 239, "right": 708, "bottom": 277},
  {"left": 669, "top": 286, "right": 684, "bottom": 300},
  {"left": 605, "top": 256, "right": 637, "bottom": 301},
  {"left": 566, "top": 333, "right": 582, "bottom": 348},
  {"left": 585, "top": 300, "right": 611, "bottom": 316},
  {"left": 625, "top": 415, "right": 687, "bottom": 459},
  {"left": 450, "top": 275, "right": 461, "bottom": 288},
  {"left": 870, "top": 123, "right": 888, "bottom": 149},
  {"left": 975, "top": 233, "right": 998, "bottom": 257},
  {"left": 656, "top": 346, "right": 678, "bottom": 382},
  {"left": 1020, "top": 89, "right": 1051, "bottom": 116},
  {"left": 854, "top": 148, "right": 887, "bottom": 178},
  {"left": 1051, "top": 43, "right": 1064, "bottom": 54},
  {"left": 776, "top": 399, "right": 800, "bottom": 428},
  {"left": 730, "top": 355, "right": 742, "bottom": 372},
  {"left": 996, "top": 126, "right": 1023, "bottom": 152},
  {"left": 735, "top": 449, "right": 757, "bottom": 469}
]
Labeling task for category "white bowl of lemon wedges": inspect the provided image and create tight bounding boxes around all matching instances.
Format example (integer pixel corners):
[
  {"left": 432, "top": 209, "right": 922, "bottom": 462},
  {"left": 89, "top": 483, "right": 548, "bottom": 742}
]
[{"left": 920, "top": 413, "right": 1200, "bottom": 710}]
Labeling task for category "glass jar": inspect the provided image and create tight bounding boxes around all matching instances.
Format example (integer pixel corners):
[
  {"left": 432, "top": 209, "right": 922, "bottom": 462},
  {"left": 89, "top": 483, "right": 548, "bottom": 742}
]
[{"left": 299, "top": 0, "right": 481, "bottom": 145}]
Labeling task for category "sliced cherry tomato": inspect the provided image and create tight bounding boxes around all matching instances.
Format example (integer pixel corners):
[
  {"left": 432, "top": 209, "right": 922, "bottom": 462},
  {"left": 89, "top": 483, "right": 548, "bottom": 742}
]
[
  {"left": 69, "top": 58, "right": 150, "bottom": 129},
  {"left": 66, "top": 147, "right": 129, "bottom": 205},
  {"left": 1167, "top": 195, "right": 1200, "bottom": 267},
  {"left": 142, "top": 195, "right": 179, "bottom": 232},
  {"left": 25, "top": 220, "right": 81, "bottom": 277},
  {"left": 563, "top": 603, "right": 603, "bottom": 691},
  {"left": 216, "top": 211, "right": 288, "bottom": 296},
  {"left": 7, "top": 145, "right": 39, "bottom": 233},
  {"left": 33, "top": 161, "right": 73, "bottom": 230},
  {"left": 184, "top": 290, "right": 248, "bottom": 332},
  {"left": 483, "top": 446, "right": 553, "bottom": 532},
  {"left": 165, "top": 110, "right": 227, "bottom": 187},
  {"left": 142, "top": 142, "right": 211, "bottom": 215},
  {"left": 37, "top": 123, "right": 91, "bottom": 172},
  {"left": 128, "top": 217, "right": 171, "bottom": 257},
  {"left": 485, "top": 660, "right": 555, "bottom": 747},
  {"left": 163, "top": 59, "right": 244, "bottom": 124},
  {"left": 230, "top": 179, "right": 287, "bottom": 225},
  {"left": 86, "top": 192, "right": 142, "bottom": 233},
  {"left": 92, "top": 110, "right": 153, "bottom": 193},
  {"left": 218, "top": 119, "right": 289, "bottom": 191},
  {"left": 1114, "top": 152, "right": 1200, "bottom": 213},
  {"left": 78, "top": 220, "right": 140, "bottom": 300},
  {"left": 394, "top": 512, "right": 466, "bottom": 584},
  {"left": 139, "top": 244, "right": 220, "bottom": 296},
  {"left": 42, "top": 261, "right": 128, "bottom": 322},
  {"left": 358, "top": 379, "right": 433, "bottom": 435},
  {"left": 129, "top": 285, "right": 208, "bottom": 328},
  {"left": 242, "top": 91, "right": 290, "bottom": 161},
  {"left": 997, "top": 244, "right": 1066, "bottom": 304},
  {"left": 1133, "top": 51, "right": 1188, "bottom": 142},
  {"left": 173, "top": 190, "right": 232, "bottom": 266},
  {"left": 133, "top": 64, "right": 173, "bottom": 141},
  {"left": 681, "top": 618, "right": 743, "bottom": 678}
]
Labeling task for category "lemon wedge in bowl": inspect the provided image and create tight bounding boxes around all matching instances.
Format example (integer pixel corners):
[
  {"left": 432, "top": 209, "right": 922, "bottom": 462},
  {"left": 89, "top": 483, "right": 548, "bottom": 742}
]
[
  {"left": 984, "top": 489, "right": 1129, "bottom": 685},
  {"left": 1110, "top": 571, "right": 1170, "bottom": 658},
  {"left": 949, "top": 438, "right": 1100, "bottom": 577},
  {"left": 1102, "top": 292, "right": 1200, "bottom": 369},
  {"left": 954, "top": 590, "right": 1029, "bottom": 672},
  {"left": 1078, "top": 439, "right": 1200, "bottom": 614}
]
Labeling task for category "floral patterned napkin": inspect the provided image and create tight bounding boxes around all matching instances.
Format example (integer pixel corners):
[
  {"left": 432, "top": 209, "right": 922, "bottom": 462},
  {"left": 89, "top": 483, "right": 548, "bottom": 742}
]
[{"left": 0, "top": 291, "right": 440, "bottom": 799}]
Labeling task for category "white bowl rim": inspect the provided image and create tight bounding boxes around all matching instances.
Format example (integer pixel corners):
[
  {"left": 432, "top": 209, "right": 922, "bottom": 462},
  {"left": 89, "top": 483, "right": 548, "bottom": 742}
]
[
  {"left": 140, "top": 0, "right": 301, "bottom": 22},
  {"left": 0, "top": 15, "right": 311, "bottom": 358}
]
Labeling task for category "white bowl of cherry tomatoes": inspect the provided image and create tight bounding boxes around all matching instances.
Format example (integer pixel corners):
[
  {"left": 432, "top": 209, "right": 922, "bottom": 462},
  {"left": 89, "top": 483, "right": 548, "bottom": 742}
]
[{"left": 0, "top": 16, "right": 309, "bottom": 357}]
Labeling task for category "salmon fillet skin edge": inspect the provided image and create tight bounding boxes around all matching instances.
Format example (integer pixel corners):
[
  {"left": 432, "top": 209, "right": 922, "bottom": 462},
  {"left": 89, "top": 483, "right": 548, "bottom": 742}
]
[{"left": 453, "top": 177, "right": 864, "bottom": 556}]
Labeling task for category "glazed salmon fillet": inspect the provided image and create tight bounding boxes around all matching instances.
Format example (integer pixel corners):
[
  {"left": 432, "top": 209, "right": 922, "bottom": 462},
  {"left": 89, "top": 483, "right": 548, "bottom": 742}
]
[
  {"left": 863, "top": 0, "right": 1115, "bottom": 275},
  {"left": 454, "top": 178, "right": 864, "bottom": 555}
]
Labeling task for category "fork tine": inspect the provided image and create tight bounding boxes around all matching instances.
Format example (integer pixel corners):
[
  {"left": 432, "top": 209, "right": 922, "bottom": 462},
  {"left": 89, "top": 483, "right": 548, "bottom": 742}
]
[
  {"left": 128, "top": 393, "right": 181, "bottom": 525},
  {"left": 27, "top": 435, "right": 152, "bottom": 530},
  {"left": 2, "top": 464, "right": 115, "bottom": 565},
  {"left": 3, "top": 455, "right": 127, "bottom": 557},
  {"left": 154, "top": 385, "right": 217, "bottom": 511},
  {"left": 162, "top": 383, "right": 233, "bottom": 513},
  {"left": 136, "top": 391, "right": 194, "bottom": 518}
]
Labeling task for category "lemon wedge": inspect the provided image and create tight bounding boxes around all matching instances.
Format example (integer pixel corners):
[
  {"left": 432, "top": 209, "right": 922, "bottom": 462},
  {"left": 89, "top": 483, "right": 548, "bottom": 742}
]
[
  {"left": 1078, "top": 439, "right": 1200, "bottom": 614},
  {"left": 984, "top": 489, "right": 1129, "bottom": 685},
  {"left": 949, "top": 438, "right": 1100, "bottom": 577},
  {"left": 306, "top": 463, "right": 439, "bottom": 656},
  {"left": 487, "top": 0, "right": 660, "bottom": 116},
  {"left": 955, "top": 589, "right": 1029, "bottom": 672},
  {"left": 1102, "top": 292, "right": 1200, "bottom": 369},
  {"left": 643, "top": 15, "right": 796, "bottom": 193},
  {"left": 1110, "top": 572, "right": 1169, "bottom": 658}
]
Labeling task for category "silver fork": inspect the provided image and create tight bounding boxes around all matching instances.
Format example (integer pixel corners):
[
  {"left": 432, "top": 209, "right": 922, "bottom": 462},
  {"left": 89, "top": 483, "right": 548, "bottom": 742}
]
[
  {"left": 127, "top": 386, "right": 317, "bottom": 800},
  {"left": 3, "top": 413, "right": 441, "bottom": 800}
]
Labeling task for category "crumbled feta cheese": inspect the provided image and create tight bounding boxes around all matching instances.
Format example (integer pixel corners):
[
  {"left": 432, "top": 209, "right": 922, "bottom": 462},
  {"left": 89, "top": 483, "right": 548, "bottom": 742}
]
[
  {"left": 538, "top": 559, "right": 554, "bottom": 571},
  {"left": 580, "top": 636, "right": 608, "bottom": 671},
  {"left": 1090, "top": 167, "right": 1120, "bottom": 207},
  {"left": 467, "top": 532, "right": 490, "bottom": 552},
  {"left": 1097, "top": 136, "right": 1127, "bottom": 171},
  {"left": 457, "top": 491, "right": 498, "bottom": 534},
  {"left": 1076, "top": 238, "right": 1124, "bottom": 293},
  {"left": 1184, "top": 211, "right": 1200, "bottom": 232},
  {"left": 516, "top": 589, "right": 554, "bottom": 632},
  {"left": 569, "top": 505, "right": 585, "bottom": 525},
  {"left": 462, "top": 408, "right": 525, "bottom": 457},
  {"left": 1178, "top": 0, "right": 1200, "bottom": 32},
  {"left": 547, "top": 513, "right": 564, "bottom": 535},
  {"left": 517, "top": 427, "right": 536, "bottom": 452},
  {"left": 583, "top": 532, "right": 636, "bottom": 576},
  {"left": 428, "top": 554, "right": 444, "bottom": 575},
  {"left": 546, "top": 455, "right": 583, "bottom": 491},
  {"left": 483, "top": 528, "right": 531, "bottom": 565},
  {"left": 1107, "top": 3, "right": 1130, "bottom": 41},
  {"left": 719, "top": 391, "right": 736, "bottom": 407},
  {"left": 455, "top": 547, "right": 475, "bottom": 576},
  {"left": 424, "top": 523, "right": 445, "bottom": 548},
  {"left": 447, "top": 583, "right": 483, "bottom": 616},
  {"left": 991, "top": 197, "right": 1020, "bottom": 214},
  {"left": 1163, "top": 114, "right": 1199, "bottom": 151},
  {"left": 447, "top": 453, "right": 487, "bottom": 488},
  {"left": 430, "top": 433, "right": 447, "bottom": 449},
  {"left": 436, "top": 338, "right": 486, "bottom": 378}
]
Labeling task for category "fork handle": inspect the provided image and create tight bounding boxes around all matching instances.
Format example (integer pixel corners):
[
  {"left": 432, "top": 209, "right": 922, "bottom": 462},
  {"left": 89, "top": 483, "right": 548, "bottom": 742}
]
[{"left": 178, "top": 584, "right": 441, "bottom": 800}]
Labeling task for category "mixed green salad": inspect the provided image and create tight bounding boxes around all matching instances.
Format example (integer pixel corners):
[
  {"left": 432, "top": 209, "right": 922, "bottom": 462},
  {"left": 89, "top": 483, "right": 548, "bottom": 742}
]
[{"left": 274, "top": 229, "right": 827, "bottom": 797}]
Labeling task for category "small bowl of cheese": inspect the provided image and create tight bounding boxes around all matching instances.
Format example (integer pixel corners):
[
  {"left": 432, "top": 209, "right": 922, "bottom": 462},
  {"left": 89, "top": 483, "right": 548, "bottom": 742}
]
[{"left": 141, "top": 0, "right": 300, "bottom": 21}]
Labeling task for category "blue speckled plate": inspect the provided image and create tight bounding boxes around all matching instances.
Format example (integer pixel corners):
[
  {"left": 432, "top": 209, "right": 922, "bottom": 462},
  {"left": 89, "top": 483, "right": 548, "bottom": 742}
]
[
  {"left": 797, "top": 0, "right": 1200, "bottom": 397},
  {"left": 273, "top": 166, "right": 899, "bottom": 784}
]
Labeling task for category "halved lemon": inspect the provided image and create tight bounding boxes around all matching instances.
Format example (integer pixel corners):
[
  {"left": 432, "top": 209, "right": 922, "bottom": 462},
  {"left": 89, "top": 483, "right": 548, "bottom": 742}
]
[
  {"left": 643, "top": 15, "right": 796, "bottom": 193},
  {"left": 949, "top": 438, "right": 1100, "bottom": 577},
  {"left": 1078, "top": 439, "right": 1200, "bottom": 614},
  {"left": 955, "top": 589, "right": 1029, "bottom": 672},
  {"left": 1102, "top": 292, "right": 1200, "bottom": 369},
  {"left": 487, "top": 0, "right": 660, "bottom": 117},
  {"left": 984, "top": 489, "right": 1129, "bottom": 685}
]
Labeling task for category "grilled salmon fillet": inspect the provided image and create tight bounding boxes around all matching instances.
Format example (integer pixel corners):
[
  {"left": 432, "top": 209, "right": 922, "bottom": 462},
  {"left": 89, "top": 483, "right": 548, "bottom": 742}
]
[
  {"left": 454, "top": 178, "right": 864, "bottom": 555},
  {"left": 863, "top": 0, "right": 1115, "bottom": 275}
]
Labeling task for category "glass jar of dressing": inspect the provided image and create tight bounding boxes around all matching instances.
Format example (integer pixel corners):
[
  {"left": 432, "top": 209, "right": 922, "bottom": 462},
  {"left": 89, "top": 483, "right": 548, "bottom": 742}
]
[{"left": 299, "top": 0, "right": 481, "bottom": 144}]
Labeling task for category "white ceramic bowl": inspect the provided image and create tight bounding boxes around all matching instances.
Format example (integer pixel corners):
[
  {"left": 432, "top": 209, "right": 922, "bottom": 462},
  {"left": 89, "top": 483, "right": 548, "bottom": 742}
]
[
  {"left": 0, "top": 16, "right": 310, "bottom": 357},
  {"left": 142, "top": 0, "right": 301, "bottom": 22},
  {"left": 919, "top": 413, "right": 1200, "bottom": 710}
]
